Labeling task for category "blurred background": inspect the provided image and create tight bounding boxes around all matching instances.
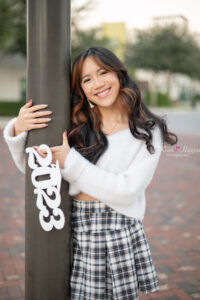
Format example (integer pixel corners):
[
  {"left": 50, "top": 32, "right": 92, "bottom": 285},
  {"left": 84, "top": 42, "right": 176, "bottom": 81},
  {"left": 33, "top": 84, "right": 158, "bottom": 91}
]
[
  {"left": 0, "top": 0, "right": 200, "bottom": 115},
  {"left": 0, "top": 1, "right": 199, "bottom": 299},
  {"left": 0, "top": 0, "right": 200, "bottom": 134}
]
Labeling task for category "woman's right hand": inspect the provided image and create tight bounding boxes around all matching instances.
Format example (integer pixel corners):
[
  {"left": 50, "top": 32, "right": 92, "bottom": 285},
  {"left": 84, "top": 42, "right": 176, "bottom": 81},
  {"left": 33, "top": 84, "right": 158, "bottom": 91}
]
[{"left": 14, "top": 99, "right": 52, "bottom": 136}]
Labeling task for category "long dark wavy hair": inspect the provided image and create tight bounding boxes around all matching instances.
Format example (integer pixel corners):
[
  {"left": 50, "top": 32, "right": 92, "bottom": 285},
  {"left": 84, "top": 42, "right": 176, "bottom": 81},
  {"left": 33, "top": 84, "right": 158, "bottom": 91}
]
[{"left": 68, "top": 46, "right": 178, "bottom": 164}]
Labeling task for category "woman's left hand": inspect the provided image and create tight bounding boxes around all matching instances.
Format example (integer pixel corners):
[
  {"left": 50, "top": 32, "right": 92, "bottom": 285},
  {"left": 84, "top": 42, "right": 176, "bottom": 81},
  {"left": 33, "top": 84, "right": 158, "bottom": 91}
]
[{"left": 33, "top": 130, "right": 70, "bottom": 169}]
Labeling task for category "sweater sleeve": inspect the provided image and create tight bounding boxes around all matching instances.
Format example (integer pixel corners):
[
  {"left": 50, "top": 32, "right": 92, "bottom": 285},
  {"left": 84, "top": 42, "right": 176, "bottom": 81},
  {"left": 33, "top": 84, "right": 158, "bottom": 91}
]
[
  {"left": 3, "top": 117, "right": 28, "bottom": 174},
  {"left": 60, "top": 125, "right": 163, "bottom": 206}
]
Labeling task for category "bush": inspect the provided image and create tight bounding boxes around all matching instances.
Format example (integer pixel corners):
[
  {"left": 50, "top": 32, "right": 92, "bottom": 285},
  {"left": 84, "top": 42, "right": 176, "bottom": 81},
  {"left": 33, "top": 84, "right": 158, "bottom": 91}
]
[
  {"left": 0, "top": 100, "right": 25, "bottom": 116},
  {"left": 157, "top": 92, "right": 172, "bottom": 107},
  {"left": 144, "top": 91, "right": 172, "bottom": 107},
  {"left": 143, "top": 90, "right": 151, "bottom": 106},
  {"left": 194, "top": 93, "right": 200, "bottom": 102}
]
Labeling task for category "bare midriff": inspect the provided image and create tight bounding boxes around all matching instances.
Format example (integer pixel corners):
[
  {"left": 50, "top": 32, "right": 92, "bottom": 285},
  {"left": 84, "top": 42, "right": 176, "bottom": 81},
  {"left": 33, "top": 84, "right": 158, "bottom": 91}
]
[{"left": 74, "top": 192, "right": 98, "bottom": 202}]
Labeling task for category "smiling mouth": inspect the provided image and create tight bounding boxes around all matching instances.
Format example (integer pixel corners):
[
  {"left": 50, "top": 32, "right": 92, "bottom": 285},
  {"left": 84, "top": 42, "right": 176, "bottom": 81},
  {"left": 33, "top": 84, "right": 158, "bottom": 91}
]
[{"left": 95, "top": 88, "right": 111, "bottom": 97}]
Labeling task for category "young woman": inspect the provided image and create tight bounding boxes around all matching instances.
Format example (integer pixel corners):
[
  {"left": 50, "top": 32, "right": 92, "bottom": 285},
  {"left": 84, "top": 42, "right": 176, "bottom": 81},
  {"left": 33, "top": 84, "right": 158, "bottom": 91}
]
[{"left": 4, "top": 46, "right": 178, "bottom": 299}]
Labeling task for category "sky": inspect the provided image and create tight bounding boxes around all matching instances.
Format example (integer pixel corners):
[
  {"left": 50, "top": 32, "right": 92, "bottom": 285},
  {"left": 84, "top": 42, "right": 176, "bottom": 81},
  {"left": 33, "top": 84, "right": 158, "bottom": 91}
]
[{"left": 74, "top": 0, "right": 200, "bottom": 34}]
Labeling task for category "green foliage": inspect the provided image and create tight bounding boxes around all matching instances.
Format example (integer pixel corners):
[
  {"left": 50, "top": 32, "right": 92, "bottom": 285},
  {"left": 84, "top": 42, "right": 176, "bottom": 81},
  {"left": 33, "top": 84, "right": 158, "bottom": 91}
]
[
  {"left": 0, "top": 0, "right": 115, "bottom": 60},
  {"left": 143, "top": 91, "right": 151, "bottom": 106},
  {"left": 157, "top": 92, "right": 172, "bottom": 107},
  {"left": 144, "top": 91, "right": 172, "bottom": 107},
  {"left": 194, "top": 93, "right": 200, "bottom": 102},
  {"left": 0, "top": 0, "right": 26, "bottom": 56},
  {"left": 0, "top": 100, "right": 25, "bottom": 116},
  {"left": 124, "top": 24, "right": 200, "bottom": 80}
]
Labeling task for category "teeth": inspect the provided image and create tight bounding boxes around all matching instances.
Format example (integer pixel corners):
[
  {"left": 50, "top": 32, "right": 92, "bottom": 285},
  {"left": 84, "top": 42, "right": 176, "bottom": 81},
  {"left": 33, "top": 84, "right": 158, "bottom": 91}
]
[{"left": 97, "top": 88, "right": 110, "bottom": 96}]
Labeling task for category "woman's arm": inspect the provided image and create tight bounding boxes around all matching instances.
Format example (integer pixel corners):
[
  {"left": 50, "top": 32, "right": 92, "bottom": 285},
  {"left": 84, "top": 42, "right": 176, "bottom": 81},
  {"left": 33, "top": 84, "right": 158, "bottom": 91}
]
[
  {"left": 3, "top": 100, "right": 52, "bottom": 174},
  {"left": 60, "top": 125, "right": 163, "bottom": 206},
  {"left": 3, "top": 117, "right": 27, "bottom": 173}
]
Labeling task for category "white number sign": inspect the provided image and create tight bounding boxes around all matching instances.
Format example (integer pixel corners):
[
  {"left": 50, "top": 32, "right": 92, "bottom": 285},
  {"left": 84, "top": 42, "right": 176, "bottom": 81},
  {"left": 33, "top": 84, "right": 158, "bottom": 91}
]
[{"left": 25, "top": 144, "right": 65, "bottom": 232}]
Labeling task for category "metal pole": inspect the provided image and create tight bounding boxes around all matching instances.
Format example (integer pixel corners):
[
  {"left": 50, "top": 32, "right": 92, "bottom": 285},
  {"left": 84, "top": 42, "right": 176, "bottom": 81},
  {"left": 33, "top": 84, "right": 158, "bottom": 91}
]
[{"left": 25, "top": 1, "right": 71, "bottom": 299}]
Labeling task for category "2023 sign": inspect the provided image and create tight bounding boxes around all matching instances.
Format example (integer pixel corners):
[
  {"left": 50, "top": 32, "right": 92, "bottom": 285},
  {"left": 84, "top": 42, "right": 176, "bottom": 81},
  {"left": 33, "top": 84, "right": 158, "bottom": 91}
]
[{"left": 25, "top": 144, "right": 65, "bottom": 232}]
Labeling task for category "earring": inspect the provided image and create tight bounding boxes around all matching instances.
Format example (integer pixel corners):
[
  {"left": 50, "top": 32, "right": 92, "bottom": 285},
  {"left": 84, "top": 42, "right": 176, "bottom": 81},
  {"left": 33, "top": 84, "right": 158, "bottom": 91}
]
[{"left": 87, "top": 98, "right": 95, "bottom": 108}]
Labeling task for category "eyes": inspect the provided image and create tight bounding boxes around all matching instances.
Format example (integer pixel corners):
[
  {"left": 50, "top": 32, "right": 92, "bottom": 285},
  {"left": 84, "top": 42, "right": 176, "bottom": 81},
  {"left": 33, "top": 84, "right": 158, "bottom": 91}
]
[{"left": 82, "top": 71, "right": 108, "bottom": 84}]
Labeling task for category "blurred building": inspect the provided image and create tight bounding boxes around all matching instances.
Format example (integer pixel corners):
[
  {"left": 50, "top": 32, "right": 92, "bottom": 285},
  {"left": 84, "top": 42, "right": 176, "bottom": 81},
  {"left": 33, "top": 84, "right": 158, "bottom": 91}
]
[
  {"left": 135, "top": 69, "right": 200, "bottom": 104},
  {"left": 0, "top": 52, "right": 26, "bottom": 102},
  {"left": 102, "top": 22, "right": 128, "bottom": 60}
]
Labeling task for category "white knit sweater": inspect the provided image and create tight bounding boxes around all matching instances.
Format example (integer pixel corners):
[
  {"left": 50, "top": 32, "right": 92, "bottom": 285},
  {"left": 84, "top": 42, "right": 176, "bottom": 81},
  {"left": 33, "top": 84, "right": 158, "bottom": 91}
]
[{"left": 3, "top": 117, "right": 163, "bottom": 220}]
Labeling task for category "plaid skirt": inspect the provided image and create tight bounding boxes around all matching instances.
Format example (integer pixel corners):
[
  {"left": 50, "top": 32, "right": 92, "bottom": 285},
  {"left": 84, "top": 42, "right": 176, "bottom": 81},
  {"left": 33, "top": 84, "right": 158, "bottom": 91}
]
[{"left": 70, "top": 199, "right": 159, "bottom": 300}]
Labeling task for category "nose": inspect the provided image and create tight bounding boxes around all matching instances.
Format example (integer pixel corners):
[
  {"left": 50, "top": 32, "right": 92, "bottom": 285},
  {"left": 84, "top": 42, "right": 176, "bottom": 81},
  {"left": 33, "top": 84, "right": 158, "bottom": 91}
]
[{"left": 93, "top": 76, "right": 104, "bottom": 90}]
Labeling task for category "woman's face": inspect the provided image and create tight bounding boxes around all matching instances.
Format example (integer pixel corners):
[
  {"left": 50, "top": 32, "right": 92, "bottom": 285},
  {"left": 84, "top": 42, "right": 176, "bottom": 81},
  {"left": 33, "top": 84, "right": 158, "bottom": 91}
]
[{"left": 80, "top": 56, "right": 120, "bottom": 108}]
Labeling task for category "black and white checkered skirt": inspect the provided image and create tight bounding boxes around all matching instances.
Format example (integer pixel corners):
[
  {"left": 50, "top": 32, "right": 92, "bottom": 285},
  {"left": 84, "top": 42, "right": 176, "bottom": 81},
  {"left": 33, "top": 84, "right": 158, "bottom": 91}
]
[{"left": 70, "top": 198, "right": 159, "bottom": 300}]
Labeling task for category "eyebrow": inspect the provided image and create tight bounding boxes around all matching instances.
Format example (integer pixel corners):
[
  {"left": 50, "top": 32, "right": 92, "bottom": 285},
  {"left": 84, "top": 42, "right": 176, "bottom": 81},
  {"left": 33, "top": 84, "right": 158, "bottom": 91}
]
[{"left": 81, "top": 68, "right": 103, "bottom": 81}]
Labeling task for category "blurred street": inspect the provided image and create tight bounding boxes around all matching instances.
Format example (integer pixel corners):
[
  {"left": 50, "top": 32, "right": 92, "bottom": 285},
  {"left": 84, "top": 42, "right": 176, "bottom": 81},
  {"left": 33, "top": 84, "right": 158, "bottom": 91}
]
[
  {"left": 152, "top": 104, "right": 200, "bottom": 135},
  {"left": 0, "top": 109, "right": 200, "bottom": 299}
]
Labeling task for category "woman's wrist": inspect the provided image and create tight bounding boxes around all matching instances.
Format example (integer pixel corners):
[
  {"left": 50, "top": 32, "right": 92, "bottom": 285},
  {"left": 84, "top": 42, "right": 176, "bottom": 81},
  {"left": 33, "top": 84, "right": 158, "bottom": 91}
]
[
  {"left": 14, "top": 120, "right": 23, "bottom": 136},
  {"left": 60, "top": 148, "right": 70, "bottom": 169}
]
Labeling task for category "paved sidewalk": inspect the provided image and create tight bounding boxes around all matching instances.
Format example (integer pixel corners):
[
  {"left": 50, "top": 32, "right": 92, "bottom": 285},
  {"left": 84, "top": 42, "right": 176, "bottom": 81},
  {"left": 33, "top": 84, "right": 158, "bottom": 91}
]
[{"left": 0, "top": 129, "right": 199, "bottom": 300}]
